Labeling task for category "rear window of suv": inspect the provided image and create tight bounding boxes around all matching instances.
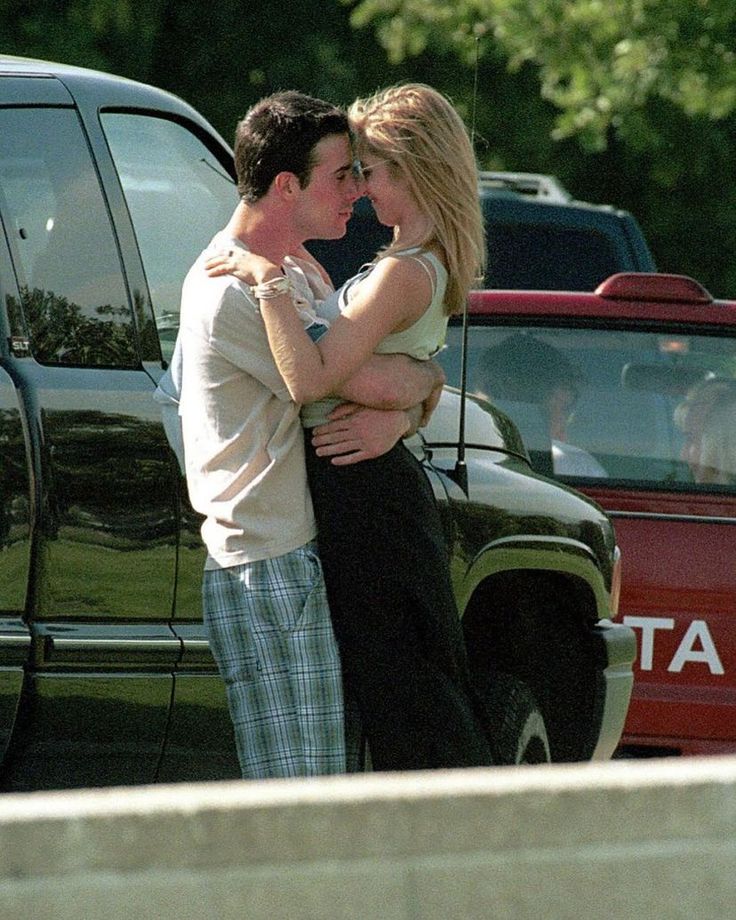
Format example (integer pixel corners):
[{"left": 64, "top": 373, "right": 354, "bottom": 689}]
[
  {"left": 310, "top": 190, "right": 652, "bottom": 293},
  {"left": 484, "top": 222, "right": 623, "bottom": 291}
]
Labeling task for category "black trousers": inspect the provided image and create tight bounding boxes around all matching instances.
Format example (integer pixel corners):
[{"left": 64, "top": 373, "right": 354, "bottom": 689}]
[{"left": 305, "top": 436, "right": 493, "bottom": 771}]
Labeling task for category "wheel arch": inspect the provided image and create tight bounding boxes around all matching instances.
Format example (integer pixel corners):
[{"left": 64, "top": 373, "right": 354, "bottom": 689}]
[
  {"left": 459, "top": 538, "right": 612, "bottom": 761},
  {"left": 458, "top": 536, "right": 612, "bottom": 623}
]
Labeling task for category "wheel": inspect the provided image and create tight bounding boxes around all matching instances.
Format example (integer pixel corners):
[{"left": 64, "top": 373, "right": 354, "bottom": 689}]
[
  {"left": 485, "top": 672, "right": 551, "bottom": 765},
  {"left": 463, "top": 572, "right": 600, "bottom": 761}
]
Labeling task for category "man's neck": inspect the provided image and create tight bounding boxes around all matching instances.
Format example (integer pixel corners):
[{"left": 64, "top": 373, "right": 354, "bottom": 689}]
[{"left": 224, "top": 200, "right": 302, "bottom": 265}]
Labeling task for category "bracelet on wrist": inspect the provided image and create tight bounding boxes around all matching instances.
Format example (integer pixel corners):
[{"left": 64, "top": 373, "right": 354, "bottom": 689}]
[{"left": 250, "top": 275, "right": 293, "bottom": 302}]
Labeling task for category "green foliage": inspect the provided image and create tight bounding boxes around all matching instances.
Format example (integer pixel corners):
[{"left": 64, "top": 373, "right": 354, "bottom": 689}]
[
  {"left": 1, "top": 0, "right": 167, "bottom": 81},
  {"left": 346, "top": 0, "right": 736, "bottom": 151},
  {"left": 342, "top": 0, "right": 736, "bottom": 296},
  {"left": 3, "top": 0, "right": 736, "bottom": 294}
]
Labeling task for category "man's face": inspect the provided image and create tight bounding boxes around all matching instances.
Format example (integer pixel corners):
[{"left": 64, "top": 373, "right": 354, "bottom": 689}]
[
  {"left": 546, "top": 384, "right": 578, "bottom": 442},
  {"left": 293, "top": 133, "right": 360, "bottom": 240}
]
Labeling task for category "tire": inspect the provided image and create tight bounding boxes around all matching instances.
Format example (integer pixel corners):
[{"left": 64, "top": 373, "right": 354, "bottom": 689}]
[{"left": 485, "top": 672, "right": 551, "bottom": 765}]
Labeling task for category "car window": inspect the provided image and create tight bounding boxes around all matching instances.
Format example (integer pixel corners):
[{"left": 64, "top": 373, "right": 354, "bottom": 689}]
[
  {"left": 484, "top": 221, "right": 622, "bottom": 291},
  {"left": 441, "top": 323, "right": 736, "bottom": 491},
  {"left": 0, "top": 107, "right": 138, "bottom": 367},
  {"left": 101, "top": 114, "right": 239, "bottom": 362}
]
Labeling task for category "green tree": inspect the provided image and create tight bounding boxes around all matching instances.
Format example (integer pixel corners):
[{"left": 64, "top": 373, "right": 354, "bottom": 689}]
[
  {"left": 344, "top": 0, "right": 736, "bottom": 295},
  {"left": 0, "top": 0, "right": 167, "bottom": 82},
  {"left": 345, "top": 0, "right": 736, "bottom": 151}
]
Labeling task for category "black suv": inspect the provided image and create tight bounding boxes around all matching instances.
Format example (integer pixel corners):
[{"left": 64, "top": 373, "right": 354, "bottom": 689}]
[
  {"left": 0, "top": 56, "right": 635, "bottom": 790},
  {"left": 308, "top": 170, "right": 655, "bottom": 290}
]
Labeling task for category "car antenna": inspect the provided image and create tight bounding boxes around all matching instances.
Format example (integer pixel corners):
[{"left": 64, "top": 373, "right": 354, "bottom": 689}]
[{"left": 453, "top": 35, "right": 481, "bottom": 496}]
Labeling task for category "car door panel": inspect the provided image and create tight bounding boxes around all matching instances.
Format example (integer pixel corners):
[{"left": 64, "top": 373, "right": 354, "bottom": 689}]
[
  {"left": 595, "top": 496, "right": 736, "bottom": 749},
  {"left": 0, "top": 253, "right": 33, "bottom": 768},
  {"left": 0, "top": 93, "right": 181, "bottom": 789}
]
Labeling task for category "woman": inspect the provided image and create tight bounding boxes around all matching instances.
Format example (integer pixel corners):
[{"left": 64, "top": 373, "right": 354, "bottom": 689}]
[
  {"left": 675, "top": 377, "right": 736, "bottom": 484},
  {"left": 206, "top": 83, "right": 493, "bottom": 770}
]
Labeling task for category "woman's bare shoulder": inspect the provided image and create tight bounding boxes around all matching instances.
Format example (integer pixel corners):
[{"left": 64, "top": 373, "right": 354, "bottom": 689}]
[
  {"left": 346, "top": 253, "right": 434, "bottom": 328},
  {"left": 370, "top": 252, "right": 434, "bottom": 294}
]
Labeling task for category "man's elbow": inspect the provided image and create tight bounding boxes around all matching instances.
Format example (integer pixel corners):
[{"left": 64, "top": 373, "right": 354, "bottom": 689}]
[
  {"left": 372, "top": 379, "right": 411, "bottom": 409},
  {"left": 382, "top": 360, "right": 446, "bottom": 409}
]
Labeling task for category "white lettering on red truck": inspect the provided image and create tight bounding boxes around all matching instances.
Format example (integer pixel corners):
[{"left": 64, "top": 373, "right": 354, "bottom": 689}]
[{"left": 623, "top": 616, "right": 724, "bottom": 675}]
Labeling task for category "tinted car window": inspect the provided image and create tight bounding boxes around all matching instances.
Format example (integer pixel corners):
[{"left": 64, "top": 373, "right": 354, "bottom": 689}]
[
  {"left": 101, "top": 114, "right": 239, "bottom": 362},
  {"left": 0, "top": 107, "right": 137, "bottom": 367},
  {"left": 484, "top": 222, "right": 622, "bottom": 291},
  {"left": 441, "top": 323, "right": 736, "bottom": 490}
]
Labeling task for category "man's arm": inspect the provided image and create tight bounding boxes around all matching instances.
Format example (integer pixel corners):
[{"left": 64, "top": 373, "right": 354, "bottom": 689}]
[
  {"left": 310, "top": 354, "right": 445, "bottom": 465},
  {"left": 335, "top": 353, "right": 445, "bottom": 410},
  {"left": 310, "top": 402, "right": 426, "bottom": 466},
  {"left": 311, "top": 355, "right": 446, "bottom": 466},
  {"left": 289, "top": 258, "right": 446, "bottom": 463}
]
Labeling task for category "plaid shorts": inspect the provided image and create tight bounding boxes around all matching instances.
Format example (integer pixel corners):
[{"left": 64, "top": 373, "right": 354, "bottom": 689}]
[{"left": 203, "top": 541, "right": 358, "bottom": 779}]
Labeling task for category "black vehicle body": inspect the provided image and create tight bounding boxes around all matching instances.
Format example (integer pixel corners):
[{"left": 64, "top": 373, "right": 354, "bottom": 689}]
[{"left": 0, "top": 56, "right": 634, "bottom": 790}]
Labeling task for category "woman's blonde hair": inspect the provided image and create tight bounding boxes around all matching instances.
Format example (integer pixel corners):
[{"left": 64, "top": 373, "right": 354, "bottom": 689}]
[{"left": 349, "top": 83, "right": 485, "bottom": 315}]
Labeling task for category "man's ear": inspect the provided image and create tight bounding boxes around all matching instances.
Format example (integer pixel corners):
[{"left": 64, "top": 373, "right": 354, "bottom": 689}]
[{"left": 273, "top": 171, "right": 299, "bottom": 198}]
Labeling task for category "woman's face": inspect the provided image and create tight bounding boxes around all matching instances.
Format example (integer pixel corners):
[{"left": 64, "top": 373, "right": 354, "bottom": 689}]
[{"left": 358, "top": 155, "right": 413, "bottom": 229}]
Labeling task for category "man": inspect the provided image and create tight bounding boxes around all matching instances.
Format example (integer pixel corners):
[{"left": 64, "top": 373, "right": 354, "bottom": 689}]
[
  {"left": 172, "top": 92, "right": 443, "bottom": 779},
  {"left": 474, "top": 332, "right": 606, "bottom": 478}
]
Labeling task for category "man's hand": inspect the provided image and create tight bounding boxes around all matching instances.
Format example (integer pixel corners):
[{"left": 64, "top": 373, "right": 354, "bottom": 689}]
[
  {"left": 311, "top": 403, "right": 411, "bottom": 466},
  {"left": 204, "top": 249, "right": 279, "bottom": 285}
]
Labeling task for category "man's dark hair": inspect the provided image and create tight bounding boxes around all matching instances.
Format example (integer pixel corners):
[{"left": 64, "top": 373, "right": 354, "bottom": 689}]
[{"left": 234, "top": 91, "right": 349, "bottom": 202}]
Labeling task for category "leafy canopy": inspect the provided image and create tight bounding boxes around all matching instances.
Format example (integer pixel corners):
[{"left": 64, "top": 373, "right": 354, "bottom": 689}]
[{"left": 345, "top": 0, "right": 736, "bottom": 150}]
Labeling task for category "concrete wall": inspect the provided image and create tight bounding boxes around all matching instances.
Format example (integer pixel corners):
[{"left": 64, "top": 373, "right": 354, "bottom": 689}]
[{"left": 0, "top": 756, "right": 735, "bottom": 920}]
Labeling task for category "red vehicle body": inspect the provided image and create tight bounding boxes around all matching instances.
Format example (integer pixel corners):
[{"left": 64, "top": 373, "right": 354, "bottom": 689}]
[{"left": 439, "top": 273, "right": 736, "bottom": 756}]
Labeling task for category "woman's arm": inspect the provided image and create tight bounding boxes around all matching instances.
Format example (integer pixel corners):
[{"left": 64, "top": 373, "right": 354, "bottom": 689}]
[
  {"left": 338, "top": 354, "right": 445, "bottom": 411},
  {"left": 264, "top": 256, "right": 433, "bottom": 403},
  {"left": 206, "top": 250, "right": 433, "bottom": 405}
]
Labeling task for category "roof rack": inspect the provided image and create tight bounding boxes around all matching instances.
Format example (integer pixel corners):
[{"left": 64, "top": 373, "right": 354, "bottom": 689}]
[{"left": 478, "top": 171, "right": 571, "bottom": 203}]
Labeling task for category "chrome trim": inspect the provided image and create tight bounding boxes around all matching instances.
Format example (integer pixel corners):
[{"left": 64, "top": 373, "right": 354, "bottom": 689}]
[
  {"left": 180, "top": 639, "right": 211, "bottom": 653},
  {"left": 0, "top": 634, "right": 31, "bottom": 647},
  {"left": 49, "top": 638, "right": 180, "bottom": 653}
]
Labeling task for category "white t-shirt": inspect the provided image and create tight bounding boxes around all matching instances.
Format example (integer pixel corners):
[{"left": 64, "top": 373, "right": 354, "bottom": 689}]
[{"left": 169, "top": 233, "right": 323, "bottom": 568}]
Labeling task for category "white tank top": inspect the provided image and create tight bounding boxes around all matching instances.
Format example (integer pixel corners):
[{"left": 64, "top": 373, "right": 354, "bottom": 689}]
[{"left": 301, "top": 248, "right": 449, "bottom": 428}]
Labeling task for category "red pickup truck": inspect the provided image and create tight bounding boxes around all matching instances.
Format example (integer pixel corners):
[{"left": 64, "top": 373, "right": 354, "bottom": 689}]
[{"left": 438, "top": 272, "right": 736, "bottom": 757}]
